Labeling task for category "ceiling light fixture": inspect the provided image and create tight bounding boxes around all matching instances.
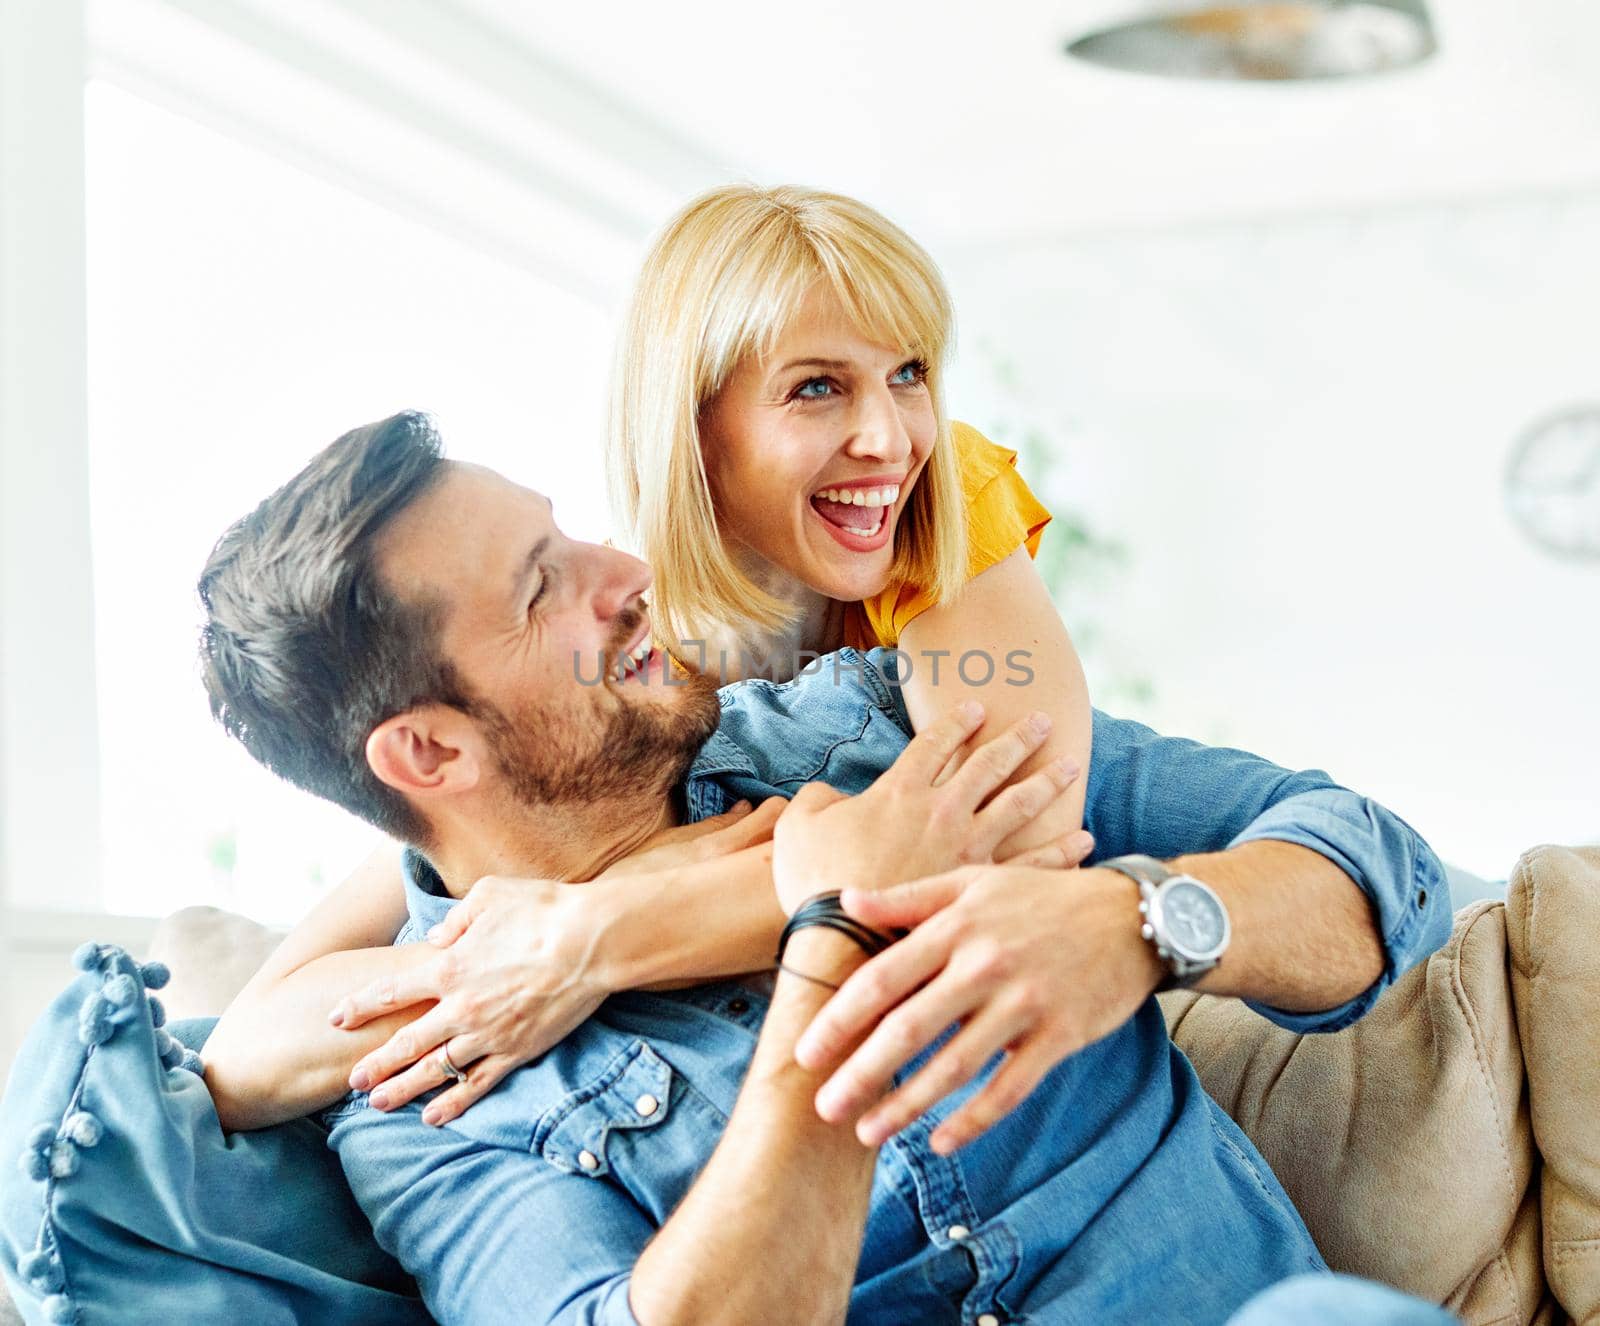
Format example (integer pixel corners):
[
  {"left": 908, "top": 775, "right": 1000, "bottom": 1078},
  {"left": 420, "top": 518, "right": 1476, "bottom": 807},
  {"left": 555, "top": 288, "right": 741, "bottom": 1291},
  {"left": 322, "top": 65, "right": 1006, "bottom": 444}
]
[{"left": 1065, "top": 1, "right": 1438, "bottom": 81}]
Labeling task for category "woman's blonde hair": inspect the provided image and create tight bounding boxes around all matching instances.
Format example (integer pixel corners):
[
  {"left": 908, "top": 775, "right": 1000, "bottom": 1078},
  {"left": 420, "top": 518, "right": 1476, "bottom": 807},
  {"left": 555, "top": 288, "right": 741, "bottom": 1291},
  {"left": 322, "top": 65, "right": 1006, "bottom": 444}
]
[{"left": 606, "top": 183, "right": 966, "bottom": 650}]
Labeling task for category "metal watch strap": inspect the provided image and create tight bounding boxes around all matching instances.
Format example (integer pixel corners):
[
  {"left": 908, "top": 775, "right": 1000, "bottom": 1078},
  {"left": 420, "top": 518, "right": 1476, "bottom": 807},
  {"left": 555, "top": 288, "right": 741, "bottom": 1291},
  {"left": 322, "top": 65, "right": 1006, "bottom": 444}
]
[{"left": 1098, "top": 853, "right": 1173, "bottom": 891}]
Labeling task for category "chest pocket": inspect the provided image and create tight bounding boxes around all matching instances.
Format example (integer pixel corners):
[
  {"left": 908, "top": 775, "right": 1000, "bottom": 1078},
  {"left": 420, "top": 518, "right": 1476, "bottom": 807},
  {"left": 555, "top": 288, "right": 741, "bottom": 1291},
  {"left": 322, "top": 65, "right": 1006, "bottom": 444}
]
[{"left": 533, "top": 1039, "right": 723, "bottom": 1224}]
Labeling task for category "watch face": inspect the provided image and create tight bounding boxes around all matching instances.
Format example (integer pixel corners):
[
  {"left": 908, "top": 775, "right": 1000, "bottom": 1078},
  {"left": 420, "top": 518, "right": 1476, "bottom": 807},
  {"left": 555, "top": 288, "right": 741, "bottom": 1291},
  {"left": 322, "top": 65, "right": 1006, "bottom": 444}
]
[{"left": 1158, "top": 880, "right": 1229, "bottom": 960}]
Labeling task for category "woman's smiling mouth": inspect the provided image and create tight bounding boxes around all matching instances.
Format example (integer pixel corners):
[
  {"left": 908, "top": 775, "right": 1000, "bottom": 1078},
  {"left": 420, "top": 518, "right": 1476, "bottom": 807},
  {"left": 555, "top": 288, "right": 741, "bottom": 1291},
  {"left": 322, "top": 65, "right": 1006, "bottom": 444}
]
[{"left": 808, "top": 479, "right": 902, "bottom": 551}]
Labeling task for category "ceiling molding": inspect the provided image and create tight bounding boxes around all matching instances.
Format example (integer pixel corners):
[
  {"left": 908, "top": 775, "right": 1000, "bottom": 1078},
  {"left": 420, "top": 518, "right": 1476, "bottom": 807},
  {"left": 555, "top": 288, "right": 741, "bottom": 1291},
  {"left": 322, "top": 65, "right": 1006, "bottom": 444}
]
[
  {"left": 158, "top": 0, "right": 650, "bottom": 236},
  {"left": 87, "top": 0, "right": 740, "bottom": 298},
  {"left": 90, "top": 39, "right": 624, "bottom": 305},
  {"left": 319, "top": 0, "right": 736, "bottom": 200}
]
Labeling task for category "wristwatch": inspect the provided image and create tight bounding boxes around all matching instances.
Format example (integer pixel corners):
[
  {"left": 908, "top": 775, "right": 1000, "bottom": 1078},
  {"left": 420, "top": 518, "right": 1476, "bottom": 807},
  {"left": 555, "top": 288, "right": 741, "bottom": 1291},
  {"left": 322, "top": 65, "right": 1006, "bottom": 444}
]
[{"left": 1099, "top": 854, "right": 1230, "bottom": 991}]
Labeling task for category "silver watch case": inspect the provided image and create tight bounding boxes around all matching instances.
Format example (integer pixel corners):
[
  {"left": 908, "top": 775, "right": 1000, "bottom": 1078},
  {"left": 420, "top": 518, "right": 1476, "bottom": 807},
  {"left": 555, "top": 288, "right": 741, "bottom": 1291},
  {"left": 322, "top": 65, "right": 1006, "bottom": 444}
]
[
  {"left": 1138, "top": 876, "right": 1231, "bottom": 980},
  {"left": 1101, "top": 854, "right": 1230, "bottom": 988}
]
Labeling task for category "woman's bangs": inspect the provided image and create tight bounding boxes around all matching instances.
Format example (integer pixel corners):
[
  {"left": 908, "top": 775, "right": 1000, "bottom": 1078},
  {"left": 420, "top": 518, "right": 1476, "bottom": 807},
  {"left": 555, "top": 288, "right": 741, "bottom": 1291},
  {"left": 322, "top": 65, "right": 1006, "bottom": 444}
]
[
  {"left": 701, "top": 248, "right": 820, "bottom": 401},
  {"left": 697, "top": 221, "right": 949, "bottom": 399},
  {"left": 822, "top": 245, "right": 949, "bottom": 370}
]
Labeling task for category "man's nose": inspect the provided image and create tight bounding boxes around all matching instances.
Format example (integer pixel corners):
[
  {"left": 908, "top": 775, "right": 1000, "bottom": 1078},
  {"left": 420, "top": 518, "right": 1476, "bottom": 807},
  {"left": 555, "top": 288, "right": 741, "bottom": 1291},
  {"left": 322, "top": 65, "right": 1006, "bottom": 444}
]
[{"left": 589, "top": 545, "right": 653, "bottom": 624}]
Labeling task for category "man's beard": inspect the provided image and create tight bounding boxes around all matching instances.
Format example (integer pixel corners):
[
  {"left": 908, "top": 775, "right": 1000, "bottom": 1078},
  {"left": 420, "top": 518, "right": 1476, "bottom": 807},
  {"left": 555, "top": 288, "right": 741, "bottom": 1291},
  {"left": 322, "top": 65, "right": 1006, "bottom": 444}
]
[{"left": 472, "top": 663, "right": 721, "bottom": 811}]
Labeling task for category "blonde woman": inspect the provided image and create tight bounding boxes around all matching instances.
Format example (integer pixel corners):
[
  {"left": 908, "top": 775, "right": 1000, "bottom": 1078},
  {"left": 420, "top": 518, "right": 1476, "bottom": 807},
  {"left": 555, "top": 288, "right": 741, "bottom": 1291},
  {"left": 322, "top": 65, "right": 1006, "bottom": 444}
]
[
  {"left": 610, "top": 186, "right": 1081, "bottom": 742},
  {"left": 203, "top": 186, "right": 1094, "bottom": 1149}
]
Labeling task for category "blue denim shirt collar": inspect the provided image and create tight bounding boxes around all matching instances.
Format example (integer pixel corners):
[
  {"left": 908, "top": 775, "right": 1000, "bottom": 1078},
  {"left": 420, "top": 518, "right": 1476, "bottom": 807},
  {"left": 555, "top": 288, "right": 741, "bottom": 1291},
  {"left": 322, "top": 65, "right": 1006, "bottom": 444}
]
[
  {"left": 398, "top": 849, "right": 455, "bottom": 939},
  {"left": 679, "top": 726, "right": 758, "bottom": 806}
]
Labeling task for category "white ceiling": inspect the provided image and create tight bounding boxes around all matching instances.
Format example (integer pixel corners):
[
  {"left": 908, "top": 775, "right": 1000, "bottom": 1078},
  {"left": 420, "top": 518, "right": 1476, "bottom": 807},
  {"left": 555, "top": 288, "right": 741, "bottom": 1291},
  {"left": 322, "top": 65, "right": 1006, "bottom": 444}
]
[{"left": 452, "top": 0, "right": 1600, "bottom": 247}]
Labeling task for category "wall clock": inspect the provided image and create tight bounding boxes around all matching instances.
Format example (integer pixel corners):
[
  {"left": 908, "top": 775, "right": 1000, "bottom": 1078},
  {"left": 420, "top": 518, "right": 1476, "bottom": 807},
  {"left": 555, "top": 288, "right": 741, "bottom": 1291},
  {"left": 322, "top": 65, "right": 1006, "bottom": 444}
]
[{"left": 1504, "top": 406, "right": 1600, "bottom": 561}]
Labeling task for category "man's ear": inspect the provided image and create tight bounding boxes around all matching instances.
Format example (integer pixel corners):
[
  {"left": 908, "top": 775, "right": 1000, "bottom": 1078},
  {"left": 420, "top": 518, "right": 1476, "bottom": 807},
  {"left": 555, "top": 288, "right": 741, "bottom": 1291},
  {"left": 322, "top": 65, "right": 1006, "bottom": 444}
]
[{"left": 365, "top": 706, "right": 485, "bottom": 802}]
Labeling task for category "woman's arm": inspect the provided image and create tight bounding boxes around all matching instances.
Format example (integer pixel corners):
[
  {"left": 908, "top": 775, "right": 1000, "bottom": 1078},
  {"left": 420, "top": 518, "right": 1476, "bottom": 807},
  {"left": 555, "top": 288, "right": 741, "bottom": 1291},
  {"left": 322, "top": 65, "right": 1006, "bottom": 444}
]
[
  {"left": 332, "top": 841, "right": 791, "bottom": 1127},
  {"left": 204, "top": 707, "right": 1085, "bottom": 1133},
  {"left": 898, "top": 546, "right": 1092, "bottom": 855},
  {"left": 201, "top": 806, "right": 792, "bottom": 1130},
  {"left": 203, "top": 841, "right": 417, "bottom": 1130},
  {"left": 334, "top": 709, "right": 1088, "bottom": 1129}
]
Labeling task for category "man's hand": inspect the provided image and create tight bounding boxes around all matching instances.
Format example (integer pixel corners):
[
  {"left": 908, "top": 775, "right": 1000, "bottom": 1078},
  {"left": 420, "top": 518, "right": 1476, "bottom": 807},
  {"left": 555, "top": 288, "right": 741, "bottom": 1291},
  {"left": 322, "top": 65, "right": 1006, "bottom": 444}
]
[
  {"left": 793, "top": 864, "right": 1163, "bottom": 1154},
  {"left": 770, "top": 702, "right": 1089, "bottom": 915}
]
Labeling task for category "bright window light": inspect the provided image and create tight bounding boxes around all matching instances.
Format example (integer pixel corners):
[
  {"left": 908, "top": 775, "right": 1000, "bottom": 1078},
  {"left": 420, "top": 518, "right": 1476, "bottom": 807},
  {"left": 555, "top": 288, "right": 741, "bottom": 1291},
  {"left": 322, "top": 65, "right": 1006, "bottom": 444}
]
[{"left": 85, "top": 79, "right": 613, "bottom": 923}]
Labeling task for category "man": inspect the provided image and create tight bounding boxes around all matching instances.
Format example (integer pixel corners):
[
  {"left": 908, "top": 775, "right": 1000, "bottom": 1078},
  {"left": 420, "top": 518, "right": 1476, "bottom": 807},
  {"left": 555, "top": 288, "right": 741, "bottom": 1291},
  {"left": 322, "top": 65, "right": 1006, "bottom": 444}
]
[{"left": 198, "top": 412, "right": 1452, "bottom": 1324}]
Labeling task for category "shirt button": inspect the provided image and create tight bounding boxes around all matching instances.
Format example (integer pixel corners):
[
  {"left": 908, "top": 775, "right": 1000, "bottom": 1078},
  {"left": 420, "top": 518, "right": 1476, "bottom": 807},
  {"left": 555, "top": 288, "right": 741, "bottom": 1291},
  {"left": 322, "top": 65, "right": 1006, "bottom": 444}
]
[
  {"left": 978, "top": 1315, "right": 1001, "bottom": 1326},
  {"left": 577, "top": 1149, "right": 599, "bottom": 1171},
  {"left": 946, "top": 1224, "right": 970, "bottom": 1241},
  {"left": 635, "top": 1093, "right": 659, "bottom": 1118}
]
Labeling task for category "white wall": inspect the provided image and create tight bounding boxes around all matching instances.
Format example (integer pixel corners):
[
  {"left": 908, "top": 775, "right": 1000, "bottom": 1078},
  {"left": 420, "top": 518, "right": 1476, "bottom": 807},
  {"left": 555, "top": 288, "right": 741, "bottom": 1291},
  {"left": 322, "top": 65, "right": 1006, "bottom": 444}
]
[
  {"left": 945, "top": 192, "right": 1600, "bottom": 881},
  {"left": 80, "top": 81, "right": 617, "bottom": 925},
  {"left": 1, "top": 0, "right": 102, "bottom": 917}
]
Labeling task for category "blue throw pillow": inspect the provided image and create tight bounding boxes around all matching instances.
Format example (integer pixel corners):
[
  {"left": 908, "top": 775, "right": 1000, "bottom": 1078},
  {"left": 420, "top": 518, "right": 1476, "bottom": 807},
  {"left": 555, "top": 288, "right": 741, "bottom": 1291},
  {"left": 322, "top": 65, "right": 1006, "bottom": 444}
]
[{"left": 0, "top": 943, "right": 431, "bottom": 1324}]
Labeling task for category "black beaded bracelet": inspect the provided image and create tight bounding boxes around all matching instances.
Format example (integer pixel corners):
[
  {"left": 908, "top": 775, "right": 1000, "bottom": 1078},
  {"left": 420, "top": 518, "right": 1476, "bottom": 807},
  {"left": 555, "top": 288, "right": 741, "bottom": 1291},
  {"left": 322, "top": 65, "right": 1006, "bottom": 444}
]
[{"left": 776, "top": 891, "right": 895, "bottom": 966}]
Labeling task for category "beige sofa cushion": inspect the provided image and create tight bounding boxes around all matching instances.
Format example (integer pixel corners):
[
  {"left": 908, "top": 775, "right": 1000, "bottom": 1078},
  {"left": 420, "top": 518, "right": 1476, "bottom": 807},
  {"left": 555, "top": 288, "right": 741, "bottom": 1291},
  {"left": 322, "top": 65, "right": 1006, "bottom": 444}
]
[
  {"left": 1507, "top": 845, "right": 1600, "bottom": 1323},
  {"left": 1162, "top": 897, "right": 1544, "bottom": 1324},
  {"left": 146, "top": 905, "right": 287, "bottom": 1022}
]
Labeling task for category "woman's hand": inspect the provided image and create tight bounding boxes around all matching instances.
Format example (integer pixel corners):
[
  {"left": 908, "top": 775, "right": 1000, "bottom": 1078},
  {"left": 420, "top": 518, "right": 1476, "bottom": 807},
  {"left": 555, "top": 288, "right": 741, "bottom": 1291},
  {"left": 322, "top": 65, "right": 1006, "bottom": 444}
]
[
  {"left": 770, "top": 701, "right": 1087, "bottom": 915},
  {"left": 793, "top": 863, "right": 1162, "bottom": 1154},
  {"left": 329, "top": 877, "right": 610, "bottom": 1124},
  {"left": 595, "top": 797, "right": 784, "bottom": 879},
  {"left": 327, "top": 800, "right": 777, "bottom": 1125}
]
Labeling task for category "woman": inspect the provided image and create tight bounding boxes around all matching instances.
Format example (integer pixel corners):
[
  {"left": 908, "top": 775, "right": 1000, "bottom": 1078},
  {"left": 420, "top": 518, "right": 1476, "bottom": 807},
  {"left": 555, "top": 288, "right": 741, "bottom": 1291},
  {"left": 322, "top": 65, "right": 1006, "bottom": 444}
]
[{"left": 203, "top": 186, "right": 1093, "bottom": 1154}]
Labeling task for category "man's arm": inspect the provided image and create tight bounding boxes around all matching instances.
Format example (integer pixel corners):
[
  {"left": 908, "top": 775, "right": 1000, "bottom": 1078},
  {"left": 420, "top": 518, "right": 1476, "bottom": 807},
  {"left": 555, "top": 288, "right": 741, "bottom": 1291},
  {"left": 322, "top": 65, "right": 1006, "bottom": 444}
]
[
  {"left": 794, "top": 710, "right": 1452, "bottom": 1150},
  {"left": 1172, "top": 839, "right": 1383, "bottom": 1010},
  {"left": 330, "top": 929, "right": 878, "bottom": 1326},
  {"left": 630, "top": 928, "right": 876, "bottom": 1326},
  {"left": 1075, "top": 709, "right": 1450, "bottom": 1024}
]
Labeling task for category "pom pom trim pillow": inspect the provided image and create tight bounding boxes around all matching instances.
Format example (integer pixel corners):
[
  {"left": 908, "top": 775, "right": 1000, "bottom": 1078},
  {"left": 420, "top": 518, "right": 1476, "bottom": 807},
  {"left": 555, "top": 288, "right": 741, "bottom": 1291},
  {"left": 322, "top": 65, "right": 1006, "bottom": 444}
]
[{"left": 0, "top": 944, "right": 428, "bottom": 1325}]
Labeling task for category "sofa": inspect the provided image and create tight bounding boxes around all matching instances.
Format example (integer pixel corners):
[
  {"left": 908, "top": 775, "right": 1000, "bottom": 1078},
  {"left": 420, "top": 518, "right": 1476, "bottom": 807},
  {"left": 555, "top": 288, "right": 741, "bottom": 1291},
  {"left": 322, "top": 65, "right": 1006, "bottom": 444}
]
[
  {"left": 4, "top": 844, "right": 1597, "bottom": 1324},
  {"left": 1164, "top": 843, "right": 1599, "bottom": 1324}
]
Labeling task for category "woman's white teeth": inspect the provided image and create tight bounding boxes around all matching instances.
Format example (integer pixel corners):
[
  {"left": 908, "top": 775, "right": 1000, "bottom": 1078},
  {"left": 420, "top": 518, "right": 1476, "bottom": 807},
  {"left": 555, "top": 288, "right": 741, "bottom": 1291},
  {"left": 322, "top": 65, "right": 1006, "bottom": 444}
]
[{"left": 816, "top": 484, "right": 900, "bottom": 507}]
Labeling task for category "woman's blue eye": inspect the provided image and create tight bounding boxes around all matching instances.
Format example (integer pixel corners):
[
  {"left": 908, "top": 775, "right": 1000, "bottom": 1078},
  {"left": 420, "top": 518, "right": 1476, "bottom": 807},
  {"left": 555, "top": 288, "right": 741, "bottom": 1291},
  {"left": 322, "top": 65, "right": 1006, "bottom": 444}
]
[
  {"left": 796, "top": 378, "right": 834, "bottom": 399},
  {"left": 892, "top": 361, "right": 926, "bottom": 385}
]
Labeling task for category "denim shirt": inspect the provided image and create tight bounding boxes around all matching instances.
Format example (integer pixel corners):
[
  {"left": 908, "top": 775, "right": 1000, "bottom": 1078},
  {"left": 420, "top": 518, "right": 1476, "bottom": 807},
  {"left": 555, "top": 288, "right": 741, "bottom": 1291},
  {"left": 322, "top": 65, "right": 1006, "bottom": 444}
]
[{"left": 328, "top": 648, "right": 1450, "bottom": 1326}]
